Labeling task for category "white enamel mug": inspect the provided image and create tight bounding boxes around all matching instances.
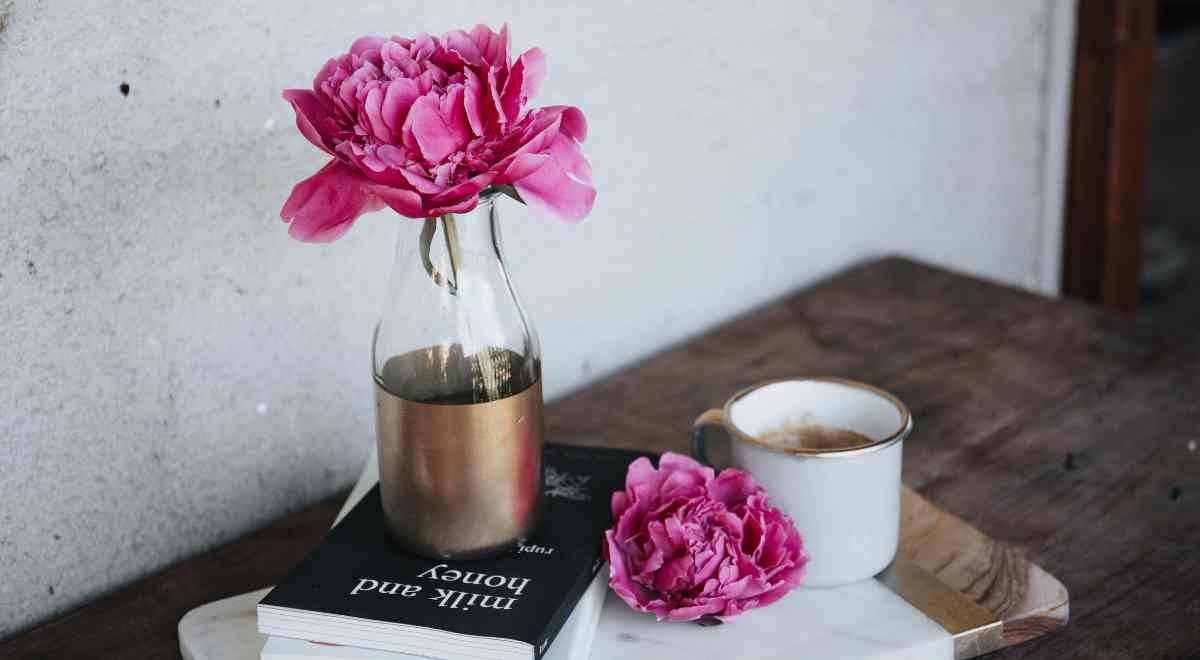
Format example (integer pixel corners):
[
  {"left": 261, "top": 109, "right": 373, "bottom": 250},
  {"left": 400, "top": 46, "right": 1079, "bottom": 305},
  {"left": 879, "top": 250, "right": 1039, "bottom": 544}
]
[{"left": 693, "top": 378, "right": 912, "bottom": 588}]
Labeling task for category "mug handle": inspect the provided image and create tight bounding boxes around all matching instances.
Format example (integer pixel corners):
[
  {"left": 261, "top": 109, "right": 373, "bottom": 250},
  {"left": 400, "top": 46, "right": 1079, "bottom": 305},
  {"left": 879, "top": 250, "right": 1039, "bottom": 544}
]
[{"left": 692, "top": 409, "right": 727, "bottom": 466}]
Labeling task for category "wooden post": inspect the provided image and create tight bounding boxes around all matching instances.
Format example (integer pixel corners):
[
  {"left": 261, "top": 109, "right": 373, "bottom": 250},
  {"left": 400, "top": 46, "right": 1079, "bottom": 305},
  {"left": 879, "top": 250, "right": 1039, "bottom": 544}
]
[{"left": 1062, "top": 0, "right": 1158, "bottom": 313}]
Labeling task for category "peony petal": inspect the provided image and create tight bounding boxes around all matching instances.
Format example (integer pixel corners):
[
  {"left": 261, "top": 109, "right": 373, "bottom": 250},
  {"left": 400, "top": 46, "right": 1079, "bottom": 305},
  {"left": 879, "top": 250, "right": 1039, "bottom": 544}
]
[
  {"left": 380, "top": 39, "right": 407, "bottom": 66},
  {"left": 337, "top": 71, "right": 362, "bottom": 111},
  {"left": 500, "top": 48, "right": 546, "bottom": 122},
  {"left": 332, "top": 143, "right": 405, "bottom": 189},
  {"left": 432, "top": 163, "right": 453, "bottom": 187},
  {"left": 395, "top": 166, "right": 444, "bottom": 195},
  {"left": 665, "top": 474, "right": 707, "bottom": 498},
  {"left": 740, "top": 510, "right": 765, "bottom": 556},
  {"left": 638, "top": 547, "right": 665, "bottom": 576},
  {"left": 718, "top": 511, "right": 744, "bottom": 539},
  {"left": 427, "top": 195, "right": 480, "bottom": 216},
  {"left": 495, "top": 109, "right": 562, "bottom": 161},
  {"left": 443, "top": 29, "right": 483, "bottom": 66},
  {"left": 362, "top": 86, "right": 392, "bottom": 143},
  {"left": 410, "top": 32, "right": 438, "bottom": 61},
  {"left": 718, "top": 559, "right": 741, "bottom": 585},
  {"left": 483, "top": 66, "right": 506, "bottom": 132},
  {"left": 653, "top": 555, "right": 693, "bottom": 592},
  {"left": 663, "top": 515, "right": 685, "bottom": 548},
  {"left": 646, "top": 521, "right": 675, "bottom": 557},
  {"left": 365, "top": 181, "right": 424, "bottom": 218},
  {"left": 462, "top": 68, "right": 485, "bottom": 136},
  {"left": 511, "top": 158, "right": 594, "bottom": 222},
  {"left": 496, "top": 23, "right": 511, "bottom": 67},
  {"left": 381, "top": 40, "right": 420, "bottom": 78},
  {"left": 313, "top": 58, "right": 342, "bottom": 94},
  {"left": 350, "top": 35, "right": 386, "bottom": 60},
  {"left": 424, "top": 59, "right": 449, "bottom": 85},
  {"left": 494, "top": 152, "right": 550, "bottom": 184},
  {"left": 695, "top": 540, "right": 727, "bottom": 583},
  {"left": 759, "top": 525, "right": 787, "bottom": 566},
  {"left": 282, "top": 89, "right": 337, "bottom": 155},
  {"left": 616, "top": 501, "right": 650, "bottom": 542},
  {"left": 665, "top": 599, "right": 727, "bottom": 622},
  {"left": 381, "top": 78, "right": 420, "bottom": 133},
  {"left": 404, "top": 94, "right": 459, "bottom": 163},
  {"left": 605, "top": 531, "right": 656, "bottom": 602},
  {"left": 439, "top": 84, "right": 471, "bottom": 149},
  {"left": 518, "top": 48, "right": 546, "bottom": 102},
  {"left": 708, "top": 468, "right": 764, "bottom": 507},
  {"left": 622, "top": 457, "right": 659, "bottom": 492},
  {"left": 376, "top": 144, "right": 406, "bottom": 167},
  {"left": 430, "top": 170, "right": 496, "bottom": 205},
  {"left": 659, "top": 452, "right": 704, "bottom": 474},
  {"left": 611, "top": 491, "right": 629, "bottom": 519},
  {"left": 541, "top": 105, "right": 588, "bottom": 142},
  {"left": 548, "top": 131, "right": 593, "bottom": 183},
  {"left": 415, "top": 69, "right": 436, "bottom": 95},
  {"left": 471, "top": 23, "right": 509, "bottom": 67},
  {"left": 280, "top": 160, "right": 381, "bottom": 242}
]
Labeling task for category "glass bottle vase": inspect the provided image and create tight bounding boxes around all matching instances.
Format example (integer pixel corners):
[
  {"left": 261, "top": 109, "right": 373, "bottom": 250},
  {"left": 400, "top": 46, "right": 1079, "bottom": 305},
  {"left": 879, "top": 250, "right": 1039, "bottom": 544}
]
[{"left": 372, "top": 192, "right": 543, "bottom": 559}]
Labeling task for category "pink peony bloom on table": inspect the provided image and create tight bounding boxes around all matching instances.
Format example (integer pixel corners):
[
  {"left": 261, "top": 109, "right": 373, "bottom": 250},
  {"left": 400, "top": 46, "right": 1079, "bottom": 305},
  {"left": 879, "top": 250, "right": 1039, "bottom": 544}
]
[
  {"left": 280, "top": 24, "right": 594, "bottom": 242},
  {"left": 603, "top": 453, "right": 808, "bottom": 622}
]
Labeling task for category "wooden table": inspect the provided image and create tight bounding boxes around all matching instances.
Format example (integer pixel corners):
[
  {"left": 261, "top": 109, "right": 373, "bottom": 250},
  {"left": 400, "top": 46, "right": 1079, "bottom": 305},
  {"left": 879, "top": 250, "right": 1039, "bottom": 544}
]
[{"left": 4, "top": 257, "right": 1198, "bottom": 659}]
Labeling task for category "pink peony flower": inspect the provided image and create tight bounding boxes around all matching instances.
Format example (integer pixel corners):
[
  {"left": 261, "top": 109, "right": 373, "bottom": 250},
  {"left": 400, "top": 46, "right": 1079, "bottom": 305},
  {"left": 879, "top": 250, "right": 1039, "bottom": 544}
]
[
  {"left": 603, "top": 453, "right": 808, "bottom": 622},
  {"left": 280, "top": 24, "right": 594, "bottom": 241}
]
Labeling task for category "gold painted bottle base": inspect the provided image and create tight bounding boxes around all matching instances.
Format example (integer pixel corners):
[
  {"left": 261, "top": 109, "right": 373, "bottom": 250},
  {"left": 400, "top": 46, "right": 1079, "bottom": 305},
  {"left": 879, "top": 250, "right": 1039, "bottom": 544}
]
[{"left": 374, "top": 374, "right": 544, "bottom": 559}]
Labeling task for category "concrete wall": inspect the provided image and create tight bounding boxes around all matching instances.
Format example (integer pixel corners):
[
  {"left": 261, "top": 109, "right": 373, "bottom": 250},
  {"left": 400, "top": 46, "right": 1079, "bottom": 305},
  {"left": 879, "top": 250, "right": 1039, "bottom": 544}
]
[{"left": 0, "top": 0, "right": 1074, "bottom": 636}]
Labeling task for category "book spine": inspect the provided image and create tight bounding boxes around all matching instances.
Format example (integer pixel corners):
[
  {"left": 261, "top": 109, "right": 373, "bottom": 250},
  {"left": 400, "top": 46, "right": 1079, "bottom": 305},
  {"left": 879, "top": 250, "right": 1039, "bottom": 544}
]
[{"left": 534, "top": 555, "right": 606, "bottom": 660}]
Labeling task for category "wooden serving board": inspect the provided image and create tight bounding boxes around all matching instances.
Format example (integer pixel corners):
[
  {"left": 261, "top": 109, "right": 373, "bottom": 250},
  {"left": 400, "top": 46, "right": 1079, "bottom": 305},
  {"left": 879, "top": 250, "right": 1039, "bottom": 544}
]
[
  {"left": 894, "top": 486, "right": 1068, "bottom": 658},
  {"left": 180, "top": 455, "right": 1067, "bottom": 660}
]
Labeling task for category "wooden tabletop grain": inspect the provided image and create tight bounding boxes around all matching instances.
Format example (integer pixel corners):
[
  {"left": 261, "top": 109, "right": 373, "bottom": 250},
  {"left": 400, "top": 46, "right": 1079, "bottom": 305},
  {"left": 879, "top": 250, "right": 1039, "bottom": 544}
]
[{"left": 3, "top": 257, "right": 1198, "bottom": 659}]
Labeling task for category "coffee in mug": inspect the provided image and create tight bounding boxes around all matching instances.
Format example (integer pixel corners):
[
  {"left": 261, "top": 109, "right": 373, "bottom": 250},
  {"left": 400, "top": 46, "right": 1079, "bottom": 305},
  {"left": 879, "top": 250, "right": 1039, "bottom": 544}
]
[{"left": 756, "top": 423, "right": 875, "bottom": 452}]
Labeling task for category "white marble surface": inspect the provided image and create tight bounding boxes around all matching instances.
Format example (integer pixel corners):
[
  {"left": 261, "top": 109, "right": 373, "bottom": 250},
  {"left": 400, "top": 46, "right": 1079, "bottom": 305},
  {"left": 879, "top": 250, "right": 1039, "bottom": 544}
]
[
  {"left": 182, "top": 577, "right": 951, "bottom": 660},
  {"left": 592, "top": 580, "right": 951, "bottom": 660},
  {"left": 180, "top": 589, "right": 271, "bottom": 660}
]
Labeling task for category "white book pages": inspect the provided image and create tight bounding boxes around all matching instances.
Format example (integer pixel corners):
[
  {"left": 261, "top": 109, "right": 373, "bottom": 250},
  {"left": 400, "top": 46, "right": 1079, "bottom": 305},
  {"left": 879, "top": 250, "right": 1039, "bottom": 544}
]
[{"left": 262, "top": 569, "right": 607, "bottom": 660}]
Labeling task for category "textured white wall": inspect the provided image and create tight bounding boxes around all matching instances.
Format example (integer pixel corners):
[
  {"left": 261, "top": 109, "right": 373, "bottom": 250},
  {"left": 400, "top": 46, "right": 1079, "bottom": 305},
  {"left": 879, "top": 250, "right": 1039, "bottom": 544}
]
[{"left": 0, "top": 0, "right": 1074, "bottom": 637}]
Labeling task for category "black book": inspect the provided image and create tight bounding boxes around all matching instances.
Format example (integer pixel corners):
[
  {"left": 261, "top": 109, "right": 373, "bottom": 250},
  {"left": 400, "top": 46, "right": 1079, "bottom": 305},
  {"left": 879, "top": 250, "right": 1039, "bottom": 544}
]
[{"left": 258, "top": 443, "right": 644, "bottom": 660}]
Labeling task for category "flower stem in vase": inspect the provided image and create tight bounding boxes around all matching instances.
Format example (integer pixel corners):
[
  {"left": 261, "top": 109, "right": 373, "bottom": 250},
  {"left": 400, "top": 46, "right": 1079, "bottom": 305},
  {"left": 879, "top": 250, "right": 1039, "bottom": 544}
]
[
  {"left": 440, "top": 213, "right": 462, "bottom": 294},
  {"left": 419, "top": 216, "right": 459, "bottom": 294},
  {"left": 418, "top": 213, "right": 501, "bottom": 403}
]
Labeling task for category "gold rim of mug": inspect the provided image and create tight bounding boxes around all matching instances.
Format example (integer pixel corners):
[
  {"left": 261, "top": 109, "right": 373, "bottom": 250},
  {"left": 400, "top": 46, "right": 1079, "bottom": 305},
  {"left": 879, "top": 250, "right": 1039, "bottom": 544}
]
[{"left": 720, "top": 377, "right": 912, "bottom": 459}]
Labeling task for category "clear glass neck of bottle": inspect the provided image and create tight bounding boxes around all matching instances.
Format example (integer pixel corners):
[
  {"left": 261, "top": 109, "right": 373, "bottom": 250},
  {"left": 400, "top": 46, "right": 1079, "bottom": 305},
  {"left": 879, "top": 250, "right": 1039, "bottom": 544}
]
[{"left": 372, "top": 192, "right": 541, "bottom": 405}]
